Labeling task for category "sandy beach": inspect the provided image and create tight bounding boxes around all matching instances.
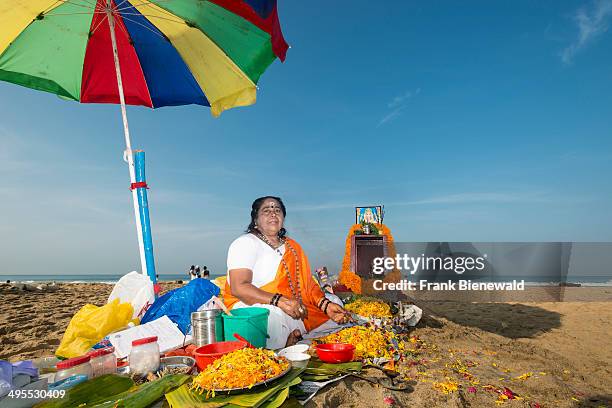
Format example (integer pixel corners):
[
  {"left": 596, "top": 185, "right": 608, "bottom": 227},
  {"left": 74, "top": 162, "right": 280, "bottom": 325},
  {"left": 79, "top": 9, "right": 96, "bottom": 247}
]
[{"left": 1, "top": 283, "right": 610, "bottom": 407}]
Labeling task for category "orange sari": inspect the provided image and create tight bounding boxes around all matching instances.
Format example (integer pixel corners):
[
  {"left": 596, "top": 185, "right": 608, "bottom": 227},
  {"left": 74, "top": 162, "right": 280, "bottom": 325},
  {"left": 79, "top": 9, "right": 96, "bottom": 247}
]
[{"left": 223, "top": 237, "right": 329, "bottom": 331}]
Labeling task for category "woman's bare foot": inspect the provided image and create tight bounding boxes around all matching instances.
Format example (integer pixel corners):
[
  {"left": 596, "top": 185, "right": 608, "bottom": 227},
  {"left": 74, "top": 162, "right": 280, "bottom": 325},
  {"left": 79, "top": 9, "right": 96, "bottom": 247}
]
[{"left": 285, "top": 329, "right": 303, "bottom": 347}]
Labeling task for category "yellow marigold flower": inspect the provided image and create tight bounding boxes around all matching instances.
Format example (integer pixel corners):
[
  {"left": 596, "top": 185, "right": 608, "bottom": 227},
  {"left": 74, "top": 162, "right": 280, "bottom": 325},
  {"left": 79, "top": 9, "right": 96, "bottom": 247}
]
[
  {"left": 514, "top": 372, "right": 532, "bottom": 381},
  {"left": 345, "top": 299, "right": 392, "bottom": 318},
  {"left": 433, "top": 381, "right": 459, "bottom": 394}
]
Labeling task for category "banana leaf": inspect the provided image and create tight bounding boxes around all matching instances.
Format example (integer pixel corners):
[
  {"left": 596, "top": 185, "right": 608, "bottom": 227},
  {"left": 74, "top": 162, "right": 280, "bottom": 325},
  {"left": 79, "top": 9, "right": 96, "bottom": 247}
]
[
  {"left": 91, "top": 374, "right": 190, "bottom": 408},
  {"left": 306, "top": 360, "right": 362, "bottom": 372},
  {"left": 166, "top": 368, "right": 303, "bottom": 408},
  {"left": 302, "top": 361, "right": 361, "bottom": 381},
  {"left": 258, "top": 386, "right": 289, "bottom": 408},
  {"left": 34, "top": 375, "right": 135, "bottom": 408},
  {"left": 220, "top": 386, "right": 293, "bottom": 408}
]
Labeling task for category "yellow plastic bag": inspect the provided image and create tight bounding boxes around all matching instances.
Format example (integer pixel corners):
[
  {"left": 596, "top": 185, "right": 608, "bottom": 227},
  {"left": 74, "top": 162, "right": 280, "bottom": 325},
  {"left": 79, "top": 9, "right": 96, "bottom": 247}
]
[{"left": 56, "top": 299, "right": 133, "bottom": 358}]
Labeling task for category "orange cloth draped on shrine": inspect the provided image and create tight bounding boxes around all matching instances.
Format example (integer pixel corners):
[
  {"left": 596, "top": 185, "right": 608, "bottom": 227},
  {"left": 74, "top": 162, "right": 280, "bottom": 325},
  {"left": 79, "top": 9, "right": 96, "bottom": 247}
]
[{"left": 223, "top": 237, "right": 329, "bottom": 331}]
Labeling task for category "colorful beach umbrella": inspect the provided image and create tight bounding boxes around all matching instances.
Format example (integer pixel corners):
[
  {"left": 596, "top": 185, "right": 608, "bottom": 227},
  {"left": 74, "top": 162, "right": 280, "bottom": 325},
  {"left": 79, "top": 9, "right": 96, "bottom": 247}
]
[
  {"left": 0, "top": 0, "right": 288, "bottom": 115},
  {"left": 0, "top": 0, "right": 288, "bottom": 284}
]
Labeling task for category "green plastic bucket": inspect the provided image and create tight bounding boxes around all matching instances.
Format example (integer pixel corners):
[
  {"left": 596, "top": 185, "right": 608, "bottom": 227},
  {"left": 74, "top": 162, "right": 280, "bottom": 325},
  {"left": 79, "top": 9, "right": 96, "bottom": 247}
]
[{"left": 222, "top": 307, "right": 270, "bottom": 348}]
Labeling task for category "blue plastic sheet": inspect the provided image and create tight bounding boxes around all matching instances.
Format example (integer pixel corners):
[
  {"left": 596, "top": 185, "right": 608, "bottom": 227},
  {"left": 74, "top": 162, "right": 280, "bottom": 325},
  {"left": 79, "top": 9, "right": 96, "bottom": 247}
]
[{"left": 140, "top": 279, "right": 220, "bottom": 334}]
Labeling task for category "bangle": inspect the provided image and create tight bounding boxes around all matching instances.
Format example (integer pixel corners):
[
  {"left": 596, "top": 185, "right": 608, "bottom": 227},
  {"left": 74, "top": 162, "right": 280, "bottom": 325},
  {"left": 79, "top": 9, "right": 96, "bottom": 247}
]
[
  {"left": 274, "top": 295, "right": 282, "bottom": 306},
  {"left": 317, "top": 297, "right": 326, "bottom": 309},
  {"left": 270, "top": 293, "right": 281, "bottom": 306},
  {"left": 323, "top": 300, "right": 331, "bottom": 314}
]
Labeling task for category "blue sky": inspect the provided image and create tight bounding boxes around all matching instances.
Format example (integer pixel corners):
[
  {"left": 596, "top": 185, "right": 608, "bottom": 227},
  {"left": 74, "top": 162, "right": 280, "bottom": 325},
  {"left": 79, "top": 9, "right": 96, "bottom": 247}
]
[{"left": 1, "top": 1, "right": 611, "bottom": 277}]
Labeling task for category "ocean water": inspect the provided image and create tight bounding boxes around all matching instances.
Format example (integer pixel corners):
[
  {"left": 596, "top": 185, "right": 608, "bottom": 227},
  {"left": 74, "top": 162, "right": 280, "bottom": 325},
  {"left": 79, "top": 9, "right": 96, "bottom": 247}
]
[
  {"left": 0, "top": 274, "right": 610, "bottom": 286},
  {"left": 0, "top": 273, "right": 224, "bottom": 284}
]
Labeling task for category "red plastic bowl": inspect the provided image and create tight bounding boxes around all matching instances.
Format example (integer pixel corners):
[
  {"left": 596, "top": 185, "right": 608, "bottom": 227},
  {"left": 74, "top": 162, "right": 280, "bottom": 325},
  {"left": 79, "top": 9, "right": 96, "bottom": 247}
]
[
  {"left": 315, "top": 343, "right": 355, "bottom": 363},
  {"left": 193, "top": 341, "right": 246, "bottom": 370}
]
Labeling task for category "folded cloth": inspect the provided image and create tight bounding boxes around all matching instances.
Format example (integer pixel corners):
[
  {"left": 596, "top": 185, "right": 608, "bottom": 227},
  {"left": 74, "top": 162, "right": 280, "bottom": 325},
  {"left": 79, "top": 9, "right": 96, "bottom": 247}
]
[
  {"left": 12, "top": 361, "right": 38, "bottom": 378},
  {"left": 0, "top": 360, "right": 12, "bottom": 397},
  {"left": 0, "top": 360, "right": 39, "bottom": 398},
  {"left": 301, "top": 319, "right": 352, "bottom": 340}
]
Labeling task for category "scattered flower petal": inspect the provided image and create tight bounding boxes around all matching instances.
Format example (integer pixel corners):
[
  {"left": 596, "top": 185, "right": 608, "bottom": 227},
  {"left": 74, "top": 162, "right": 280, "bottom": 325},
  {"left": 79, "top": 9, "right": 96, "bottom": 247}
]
[
  {"left": 433, "top": 381, "right": 459, "bottom": 394},
  {"left": 502, "top": 387, "right": 517, "bottom": 399},
  {"left": 515, "top": 372, "right": 533, "bottom": 381}
]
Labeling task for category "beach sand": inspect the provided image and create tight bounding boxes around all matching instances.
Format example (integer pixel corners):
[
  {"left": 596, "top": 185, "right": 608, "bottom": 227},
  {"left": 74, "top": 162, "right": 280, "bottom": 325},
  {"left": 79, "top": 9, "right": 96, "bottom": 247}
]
[{"left": 0, "top": 283, "right": 610, "bottom": 407}]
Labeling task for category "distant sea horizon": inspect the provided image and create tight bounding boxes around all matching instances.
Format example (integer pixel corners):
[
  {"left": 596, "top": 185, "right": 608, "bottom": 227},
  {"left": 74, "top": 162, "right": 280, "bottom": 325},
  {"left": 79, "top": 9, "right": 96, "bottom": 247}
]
[
  {"left": 0, "top": 273, "right": 611, "bottom": 286},
  {"left": 0, "top": 273, "right": 224, "bottom": 284}
]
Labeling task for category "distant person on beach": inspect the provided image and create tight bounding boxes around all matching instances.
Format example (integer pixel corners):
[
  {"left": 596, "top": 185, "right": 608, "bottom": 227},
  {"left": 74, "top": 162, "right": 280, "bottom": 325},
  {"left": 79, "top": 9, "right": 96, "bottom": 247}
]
[
  {"left": 189, "top": 265, "right": 197, "bottom": 281},
  {"left": 202, "top": 266, "right": 210, "bottom": 280},
  {"left": 223, "top": 196, "right": 352, "bottom": 349}
]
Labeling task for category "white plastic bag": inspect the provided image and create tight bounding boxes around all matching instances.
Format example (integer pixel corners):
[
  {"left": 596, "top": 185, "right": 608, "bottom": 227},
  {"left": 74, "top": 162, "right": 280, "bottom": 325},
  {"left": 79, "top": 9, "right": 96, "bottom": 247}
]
[
  {"left": 402, "top": 304, "right": 423, "bottom": 327},
  {"left": 107, "top": 271, "right": 155, "bottom": 319},
  {"left": 197, "top": 295, "right": 224, "bottom": 311}
]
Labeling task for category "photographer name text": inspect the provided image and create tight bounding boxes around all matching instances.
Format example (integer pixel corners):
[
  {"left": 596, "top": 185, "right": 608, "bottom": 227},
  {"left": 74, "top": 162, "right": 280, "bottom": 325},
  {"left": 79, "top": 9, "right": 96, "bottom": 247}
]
[{"left": 373, "top": 279, "right": 525, "bottom": 291}]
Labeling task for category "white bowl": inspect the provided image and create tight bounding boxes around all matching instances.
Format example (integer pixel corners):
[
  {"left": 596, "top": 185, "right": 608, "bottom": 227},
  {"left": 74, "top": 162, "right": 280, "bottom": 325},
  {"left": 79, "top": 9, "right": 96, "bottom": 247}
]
[
  {"left": 278, "top": 344, "right": 309, "bottom": 356},
  {"left": 280, "top": 352, "right": 310, "bottom": 368}
]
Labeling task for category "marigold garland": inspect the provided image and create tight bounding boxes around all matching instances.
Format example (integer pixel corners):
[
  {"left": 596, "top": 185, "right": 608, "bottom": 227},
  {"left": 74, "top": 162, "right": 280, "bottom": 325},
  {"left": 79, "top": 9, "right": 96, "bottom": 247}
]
[{"left": 338, "top": 223, "right": 398, "bottom": 294}]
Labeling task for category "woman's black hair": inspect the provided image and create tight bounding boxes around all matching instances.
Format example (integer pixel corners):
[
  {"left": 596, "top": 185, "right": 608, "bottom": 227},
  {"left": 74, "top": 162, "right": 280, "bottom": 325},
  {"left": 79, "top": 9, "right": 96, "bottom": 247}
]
[{"left": 246, "top": 196, "right": 287, "bottom": 238}]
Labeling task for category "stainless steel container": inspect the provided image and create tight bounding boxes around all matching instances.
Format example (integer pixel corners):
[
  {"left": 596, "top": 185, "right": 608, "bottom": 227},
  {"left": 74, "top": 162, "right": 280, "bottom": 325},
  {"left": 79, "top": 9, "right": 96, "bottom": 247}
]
[{"left": 191, "top": 310, "right": 223, "bottom": 347}]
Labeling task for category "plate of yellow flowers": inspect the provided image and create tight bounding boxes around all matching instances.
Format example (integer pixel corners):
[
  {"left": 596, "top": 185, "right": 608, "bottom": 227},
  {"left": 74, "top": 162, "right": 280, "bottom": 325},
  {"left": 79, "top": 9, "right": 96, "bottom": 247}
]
[
  {"left": 315, "top": 325, "right": 404, "bottom": 361},
  {"left": 191, "top": 348, "right": 291, "bottom": 396}
]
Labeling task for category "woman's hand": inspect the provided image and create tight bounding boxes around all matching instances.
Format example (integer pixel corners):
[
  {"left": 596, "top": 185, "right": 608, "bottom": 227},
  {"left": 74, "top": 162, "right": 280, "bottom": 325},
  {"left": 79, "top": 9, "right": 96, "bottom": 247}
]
[
  {"left": 278, "top": 297, "right": 307, "bottom": 320},
  {"left": 325, "top": 302, "right": 353, "bottom": 324}
]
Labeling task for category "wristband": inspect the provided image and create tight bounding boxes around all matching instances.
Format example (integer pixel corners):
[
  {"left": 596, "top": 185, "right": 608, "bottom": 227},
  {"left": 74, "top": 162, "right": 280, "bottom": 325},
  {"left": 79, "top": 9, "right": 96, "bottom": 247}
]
[
  {"left": 270, "top": 293, "right": 281, "bottom": 306},
  {"left": 274, "top": 295, "right": 282, "bottom": 306},
  {"left": 319, "top": 298, "right": 329, "bottom": 311}
]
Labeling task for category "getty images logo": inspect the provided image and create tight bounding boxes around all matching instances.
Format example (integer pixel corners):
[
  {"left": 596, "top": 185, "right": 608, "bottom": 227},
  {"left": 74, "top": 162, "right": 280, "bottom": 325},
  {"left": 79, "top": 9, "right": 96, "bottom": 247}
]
[{"left": 372, "top": 254, "right": 487, "bottom": 275}]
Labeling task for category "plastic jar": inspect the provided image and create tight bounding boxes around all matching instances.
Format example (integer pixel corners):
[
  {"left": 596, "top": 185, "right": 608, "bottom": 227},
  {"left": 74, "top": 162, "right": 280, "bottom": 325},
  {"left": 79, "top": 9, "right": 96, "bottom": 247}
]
[
  {"left": 55, "top": 355, "right": 92, "bottom": 383},
  {"left": 88, "top": 347, "right": 117, "bottom": 377},
  {"left": 129, "top": 336, "right": 160, "bottom": 375}
]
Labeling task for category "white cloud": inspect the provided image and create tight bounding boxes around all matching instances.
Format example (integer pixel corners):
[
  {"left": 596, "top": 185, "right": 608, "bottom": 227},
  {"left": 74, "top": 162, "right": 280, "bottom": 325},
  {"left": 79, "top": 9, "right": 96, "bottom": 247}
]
[
  {"left": 377, "top": 106, "right": 406, "bottom": 127},
  {"left": 561, "top": 0, "right": 612, "bottom": 64},
  {"left": 388, "top": 88, "right": 420, "bottom": 108},
  {"left": 290, "top": 191, "right": 550, "bottom": 213},
  {"left": 377, "top": 88, "right": 420, "bottom": 127}
]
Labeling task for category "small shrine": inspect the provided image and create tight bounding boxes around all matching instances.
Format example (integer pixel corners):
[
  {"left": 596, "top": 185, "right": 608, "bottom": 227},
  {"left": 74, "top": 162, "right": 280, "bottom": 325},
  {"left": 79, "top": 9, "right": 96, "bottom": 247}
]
[{"left": 337, "top": 206, "right": 401, "bottom": 295}]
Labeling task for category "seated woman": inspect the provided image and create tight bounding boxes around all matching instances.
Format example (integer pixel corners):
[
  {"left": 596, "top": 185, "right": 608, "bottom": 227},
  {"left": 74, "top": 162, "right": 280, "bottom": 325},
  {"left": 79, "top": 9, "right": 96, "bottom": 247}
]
[{"left": 223, "top": 196, "right": 352, "bottom": 349}]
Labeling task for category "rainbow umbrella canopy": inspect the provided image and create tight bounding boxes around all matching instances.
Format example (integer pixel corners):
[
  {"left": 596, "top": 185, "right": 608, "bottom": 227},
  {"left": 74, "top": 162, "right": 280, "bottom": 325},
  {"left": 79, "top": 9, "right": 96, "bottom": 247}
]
[
  {"left": 0, "top": 0, "right": 288, "bottom": 285},
  {"left": 0, "top": 0, "right": 288, "bottom": 115}
]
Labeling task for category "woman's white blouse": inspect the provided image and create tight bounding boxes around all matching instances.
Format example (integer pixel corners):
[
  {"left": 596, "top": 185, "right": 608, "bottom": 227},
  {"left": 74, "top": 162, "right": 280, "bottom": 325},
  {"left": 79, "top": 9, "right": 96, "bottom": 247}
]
[{"left": 226, "top": 233, "right": 285, "bottom": 287}]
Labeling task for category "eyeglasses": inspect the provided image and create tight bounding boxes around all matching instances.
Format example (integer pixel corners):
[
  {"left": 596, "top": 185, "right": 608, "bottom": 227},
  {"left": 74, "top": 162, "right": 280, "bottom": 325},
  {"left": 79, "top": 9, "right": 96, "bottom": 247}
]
[{"left": 259, "top": 207, "right": 283, "bottom": 217}]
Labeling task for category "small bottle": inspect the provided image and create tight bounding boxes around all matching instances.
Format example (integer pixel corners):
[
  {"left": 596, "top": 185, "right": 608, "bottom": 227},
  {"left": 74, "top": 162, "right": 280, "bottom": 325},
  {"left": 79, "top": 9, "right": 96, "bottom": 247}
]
[
  {"left": 55, "top": 355, "right": 92, "bottom": 383},
  {"left": 88, "top": 347, "right": 117, "bottom": 377},
  {"left": 129, "top": 336, "right": 160, "bottom": 375}
]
